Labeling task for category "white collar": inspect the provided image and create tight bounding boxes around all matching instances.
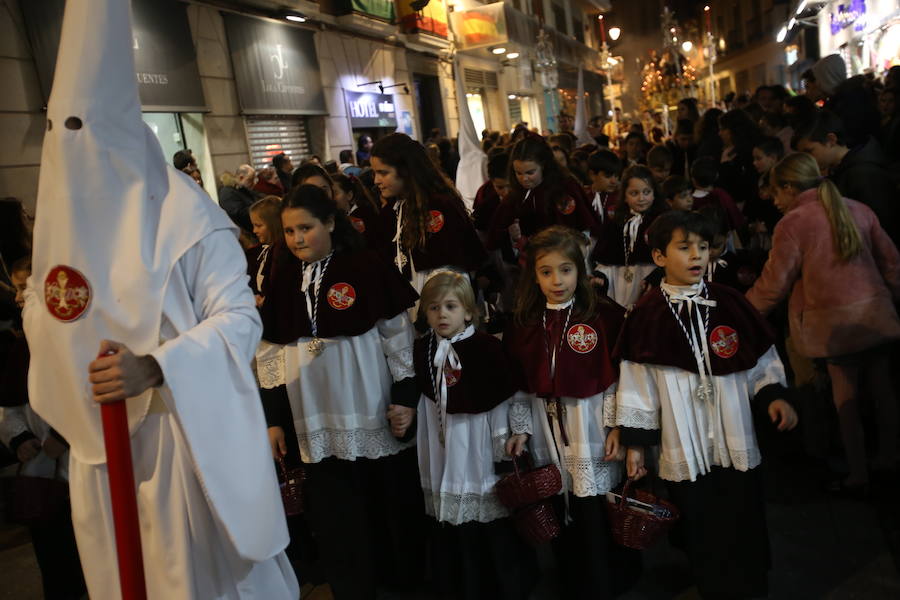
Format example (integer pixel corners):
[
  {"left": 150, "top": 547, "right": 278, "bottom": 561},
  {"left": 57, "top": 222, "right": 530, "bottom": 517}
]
[
  {"left": 660, "top": 281, "right": 704, "bottom": 297},
  {"left": 692, "top": 189, "right": 710, "bottom": 198},
  {"left": 546, "top": 297, "right": 575, "bottom": 310},
  {"left": 433, "top": 324, "right": 475, "bottom": 344}
]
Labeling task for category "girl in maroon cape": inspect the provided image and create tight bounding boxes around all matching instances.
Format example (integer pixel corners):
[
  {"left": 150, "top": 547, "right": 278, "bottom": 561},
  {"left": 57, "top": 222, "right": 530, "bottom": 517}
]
[
  {"left": 412, "top": 270, "right": 538, "bottom": 600},
  {"left": 332, "top": 172, "right": 383, "bottom": 249},
  {"left": 504, "top": 226, "right": 638, "bottom": 599},
  {"left": 256, "top": 185, "right": 426, "bottom": 598},
  {"left": 370, "top": 133, "right": 486, "bottom": 295},
  {"left": 591, "top": 165, "right": 666, "bottom": 308},
  {"left": 488, "top": 135, "right": 598, "bottom": 261},
  {"left": 246, "top": 195, "right": 281, "bottom": 306}
]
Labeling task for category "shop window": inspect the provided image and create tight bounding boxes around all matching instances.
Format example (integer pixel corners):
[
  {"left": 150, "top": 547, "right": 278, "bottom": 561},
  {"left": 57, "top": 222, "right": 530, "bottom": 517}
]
[
  {"left": 466, "top": 90, "right": 487, "bottom": 135},
  {"left": 245, "top": 116, "right": 310, "bottom": 170}
]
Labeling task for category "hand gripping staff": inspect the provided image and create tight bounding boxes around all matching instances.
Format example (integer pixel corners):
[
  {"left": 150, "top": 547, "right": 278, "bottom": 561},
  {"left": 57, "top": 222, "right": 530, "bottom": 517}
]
[{"left": 98, "top": 349, "right": 147, "bottom": 600}]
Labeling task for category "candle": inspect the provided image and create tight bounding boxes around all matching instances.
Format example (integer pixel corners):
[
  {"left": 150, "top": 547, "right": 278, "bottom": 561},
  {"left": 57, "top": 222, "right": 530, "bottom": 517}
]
[
  {"left": 704, "top": 6, "right": 711, "bottom": 36},
  {"left": 599, "top": 15, "right": 606, "bottom": 44}
]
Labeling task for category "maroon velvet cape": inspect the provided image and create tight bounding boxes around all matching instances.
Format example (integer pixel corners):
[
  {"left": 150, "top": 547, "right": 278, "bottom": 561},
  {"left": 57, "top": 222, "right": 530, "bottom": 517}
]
[
  {"left": 260, "top": 244, "right": 418, "bottom": 344},
  {"left": 472, "top": 180, "right": 501, "bottom": 232},
  {"left": 348, "top": 200, "right": 383, "bottom": 252},
  {"left": 487, "top": 177, "right": 599, "bottom": 250},
  {"left": 378, "top": 193, "right": 487, "bottom": 277},
  {"left": 590, "top": 209, "right": 661, "bottom": 266},
  {"left": 504, "top": 301, "right": 624, "bottom": 399},
  {"left": 414, "top": 330, "right": 518, "bottom": 414},
  {"left": 616, "top": 282, "right": 774, "bottom": 375}
]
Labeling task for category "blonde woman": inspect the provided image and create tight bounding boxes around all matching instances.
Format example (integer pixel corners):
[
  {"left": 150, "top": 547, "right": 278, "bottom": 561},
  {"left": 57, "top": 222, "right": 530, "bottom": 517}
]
[{"left": 747, "top": 152, "right": 900, "bottom": 494}]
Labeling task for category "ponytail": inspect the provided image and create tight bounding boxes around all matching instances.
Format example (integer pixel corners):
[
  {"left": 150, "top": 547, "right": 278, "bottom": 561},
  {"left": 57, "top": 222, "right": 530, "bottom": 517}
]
[
  {"left": 818, "top": 178, "right": 862, "bottom": 261},
  {"left": 771, "top": 152, "right": 862, "bottom": 262}
]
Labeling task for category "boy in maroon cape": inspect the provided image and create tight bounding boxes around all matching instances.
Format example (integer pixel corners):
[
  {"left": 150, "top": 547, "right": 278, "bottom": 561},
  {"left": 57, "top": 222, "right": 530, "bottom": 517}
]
[{"left": 614, "top": 210, "right": 798, "bottom": 599}]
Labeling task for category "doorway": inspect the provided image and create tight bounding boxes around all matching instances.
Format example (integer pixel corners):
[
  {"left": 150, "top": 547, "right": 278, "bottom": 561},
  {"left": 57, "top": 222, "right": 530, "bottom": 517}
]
[{"left": 413, "top": 73, "right": 445, "bottom": 141}]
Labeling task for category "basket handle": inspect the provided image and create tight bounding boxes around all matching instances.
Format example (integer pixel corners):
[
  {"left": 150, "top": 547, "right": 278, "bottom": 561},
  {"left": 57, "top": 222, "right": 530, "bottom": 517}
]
[
  {"left": 510, "top": 451, "right": 534, "bottom": 480},
  {"left": 276, "top": 456, "right": 288, "bottom": 480},
  {"left": 617, "top": 477, "right": 636, "bottom": 512}
]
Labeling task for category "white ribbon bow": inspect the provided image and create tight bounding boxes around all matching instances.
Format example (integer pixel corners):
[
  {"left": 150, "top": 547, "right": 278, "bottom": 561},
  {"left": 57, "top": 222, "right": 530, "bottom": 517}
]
[
  {"left": 300, "top": 253, "right": 333, "bottom": 336},
  {"left": 624, "top": 211, "right": 643, "bottom": 254},
  {"left": 706, "top": 258, "right": 728, "bottom": 282},
  {"left": 592, "top": 192, "right": 605, "bottom": 223},
  {"left": 432, "top": 325, "right": 475, "bottom": 444}
]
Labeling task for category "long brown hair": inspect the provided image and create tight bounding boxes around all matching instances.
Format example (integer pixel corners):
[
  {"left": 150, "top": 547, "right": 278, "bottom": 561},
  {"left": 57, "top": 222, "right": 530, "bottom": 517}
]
[
  {"left": 249, "top": 196, "right": 282, "bottom": 244},
  {"left": 371, "top": 133, "right": 462, "bottom": 250},
  {"left": 771, "top": 152, "right": 862, "bottom": 261},
  {"left": 513, "top": 226, "right": 596, "bottom": 325}
]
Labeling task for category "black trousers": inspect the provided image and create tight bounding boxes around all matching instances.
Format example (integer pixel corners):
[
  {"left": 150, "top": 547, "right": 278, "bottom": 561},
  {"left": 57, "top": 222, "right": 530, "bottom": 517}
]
[{"left": 29, "top": 498, "right": 87, "bottom": 600}]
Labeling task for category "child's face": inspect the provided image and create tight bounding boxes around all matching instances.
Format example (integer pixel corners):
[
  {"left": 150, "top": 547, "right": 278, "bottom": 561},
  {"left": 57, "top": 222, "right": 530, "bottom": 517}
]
[
  {"left": 513, "top": 160, "right": 543, "bottom": 190},
  {"left": 491, "top": 177, "right": 511, "bottom": 200},
  {"left": 752, "top": 148, "right": 777, "bottom": 174},
  {"left": 624, "top": 177, "right": 655, "bottom": 214},
  {"left": 11, "top": 269, "right": 28, "bottom": 309},
  {"left": 649, "top": 164, "right": 670, "bottom": 182},
  {"left": 535, "top": 250, "right": 578, "bottom": 305},
  {"left": 332, "top": 185, "right": 352, "bottom": 213},
  {"left": 590, "top": 170, "right": 619, "bottom": 193},
  {"left": 667, "top": 190, "right": 693, "bottom": 211},
  {"left": 426, "top": 292, "right": 471, "bottom": 339},
  {"left": 250, "top": 211, "right": 271, "bottom": 245},
  {"left": 652, "top": 229, "right": 710, "bottom": 286}
]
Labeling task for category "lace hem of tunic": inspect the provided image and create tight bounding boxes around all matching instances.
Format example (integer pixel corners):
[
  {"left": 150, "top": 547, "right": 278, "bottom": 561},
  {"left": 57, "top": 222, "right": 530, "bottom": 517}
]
[
  {"left": 386, "top": 346, "right": 415, "bottom": 381},
  {"left": 297, "top": 426, "right": 411, "bottom": 463},
  {"left": 615, "top": 405, "right": 659, "bottom": 430},
  {"left": 602, "top": 392, "right": 617, "bottom": 428},
  {"left": 509, "top": 399, "right": 532, "bottom": 435},
  {"left": 422, "top": 488, "right": 509, "bottom": 525},
  {"left": 256, "top": 345, "right": 285, "bottom": 389},
  {"left": 659, "top": 446, "right": 762, "bottom": 482},
  {"left": 563, "top": 456, "right": 622, "bottom": 497}
]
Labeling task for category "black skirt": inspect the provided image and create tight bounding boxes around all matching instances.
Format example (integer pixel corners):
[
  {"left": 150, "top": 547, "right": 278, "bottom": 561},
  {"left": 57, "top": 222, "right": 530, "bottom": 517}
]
[
  {"left": 666, "top": 466, "right": 770, "bottom": 599},
  {"left": 551, "top": 492, "right": 643, "bottom": 600},
  {"left": 302, "top": 447, "right": 427, "bottom": 600},
  {"left": 430, "top": 516, "right": 539, "bottom": 600}
]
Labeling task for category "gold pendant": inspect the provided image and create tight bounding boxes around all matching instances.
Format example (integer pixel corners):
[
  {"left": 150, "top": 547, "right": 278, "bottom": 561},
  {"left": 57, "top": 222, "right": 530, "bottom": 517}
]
[
  {"left": 624, "top": 267, "right": 634, "bottom": 283},
  {"left": 307, "top": 338, "right": 325, "bottom": 357},
  {"left": 395, "top": 253, "right": 408, "bottom": 270}
]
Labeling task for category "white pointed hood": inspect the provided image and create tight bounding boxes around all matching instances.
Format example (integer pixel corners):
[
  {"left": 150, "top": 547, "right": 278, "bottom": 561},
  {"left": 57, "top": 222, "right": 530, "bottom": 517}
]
[
  {"left": 574, "top": 68, "right": 594, "bottom": 147},
  {"left": 453, "top": 58, "right": 488, "bottom": 211},
  {"left": 25, "top": 0, "right": 233, "bottom": 464}
]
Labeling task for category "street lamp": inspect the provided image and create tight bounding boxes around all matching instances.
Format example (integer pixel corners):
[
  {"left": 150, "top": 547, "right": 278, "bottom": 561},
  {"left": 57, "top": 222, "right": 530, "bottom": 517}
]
[
  {"left": 597, "top": 15, "right": 619, "bottom": 136},
  {"left": 682, "top": 40, "right": 693, "bottom": 52}
]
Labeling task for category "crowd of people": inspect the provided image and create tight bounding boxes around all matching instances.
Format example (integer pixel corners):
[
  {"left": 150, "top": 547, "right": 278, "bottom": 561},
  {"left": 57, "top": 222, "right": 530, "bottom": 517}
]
[{"left": 2, "top": 52, "right": 900, "bottom": 599}]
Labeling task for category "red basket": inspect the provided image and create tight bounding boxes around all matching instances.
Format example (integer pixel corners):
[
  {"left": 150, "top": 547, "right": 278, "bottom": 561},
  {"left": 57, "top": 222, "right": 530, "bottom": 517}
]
[
  {"left": 277, "top": 457, "right": 306, "bottom": 516},
  {"left": 495, "top": 454, "right": 562, "bottom": 510},
  {"left": 606, "top": 479, "right": 679, "bottom": 550},
  {"left": 513, "top": 499, "right": 562, "bottom": 545}
]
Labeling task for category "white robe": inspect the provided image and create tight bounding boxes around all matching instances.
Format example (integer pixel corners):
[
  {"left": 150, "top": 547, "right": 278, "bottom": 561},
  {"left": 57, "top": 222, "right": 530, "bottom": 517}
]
[
  {"left": 67, "top": 230, "right": 298, "bottom": 599},
  {"left": 615, "top": 346, "right": 786, "bottom": 482},
  {"left": 256, "top": 314, "right": 416, "bottom": 463}
]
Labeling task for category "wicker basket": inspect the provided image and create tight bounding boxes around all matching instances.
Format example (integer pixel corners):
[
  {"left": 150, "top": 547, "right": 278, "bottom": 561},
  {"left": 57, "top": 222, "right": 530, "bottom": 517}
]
[
  {"left": 606, "top": 479, "right": 679, "bottom": 550},
  {"left": 513, "top": 499, "right": 561, "bottom": 545},
  {"left": 277, "top": 457, "right": 306, "bottom": 516},
  {"left": 495, "top": 454, "right": 562, "bottom": 510}
]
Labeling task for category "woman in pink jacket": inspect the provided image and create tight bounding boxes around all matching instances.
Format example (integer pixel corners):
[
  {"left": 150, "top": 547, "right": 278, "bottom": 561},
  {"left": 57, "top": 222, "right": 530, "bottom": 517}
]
[{"left": 747, "top": 152, "right": 900, "bottom": 494}]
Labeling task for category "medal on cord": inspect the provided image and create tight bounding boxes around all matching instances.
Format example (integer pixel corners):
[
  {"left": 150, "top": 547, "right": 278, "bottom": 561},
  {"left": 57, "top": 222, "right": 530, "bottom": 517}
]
[
  {"left": 302, "top": 252, "right": 334, "bottom": 357},
  {"left": 622, "top": 212, "right": 642, "bottom": 283}
]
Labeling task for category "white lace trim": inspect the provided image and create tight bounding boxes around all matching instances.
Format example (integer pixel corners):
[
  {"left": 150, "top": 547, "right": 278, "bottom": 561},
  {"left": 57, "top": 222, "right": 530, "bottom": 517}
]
[
  {"left": 386, "top": 346, "right": 416, "bottom": 381},
  {"left": 297, "top": 426, "right": 413, "bottom": 463},
  {"left": 615, "top": 405, "right": 659, "bottom": 430},
  {"left": 602, "top": 392, "right": 618, "bottom": 428},
  {"left": 563, "top": 456, "right": 623, "bottom": 497},
  {"left": 256, "top": 344, "right": 285, "bottom": 389},
  {"left": 423, "top": 488, "right": 509, "bottom": 525},
  {"left": 509, "top": 399, "right": 532, "bottom": 435},
  {"left": 659, "top": 446, "right": 762, "bottom": 482}
]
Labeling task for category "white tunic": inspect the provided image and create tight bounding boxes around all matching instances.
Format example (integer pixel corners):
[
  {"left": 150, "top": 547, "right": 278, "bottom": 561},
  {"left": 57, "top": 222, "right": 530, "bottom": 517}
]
[
  {"left": 615, "top": 346, "right": 786, "bottom": 482},
  {"left": 594, "top": 263, "right": 656, "bottom": 309},
  {"left": 526, "top": 387, "right": 623, "bottom": 498},
  {"left": 257, "top": 315, "right": 416, "bottom": 463},
  {"left": 68, "top": 230, "right": 298, "bottom": 599},
  {"left": 416, "top": 327, "right": 532, "bottom": 525}
]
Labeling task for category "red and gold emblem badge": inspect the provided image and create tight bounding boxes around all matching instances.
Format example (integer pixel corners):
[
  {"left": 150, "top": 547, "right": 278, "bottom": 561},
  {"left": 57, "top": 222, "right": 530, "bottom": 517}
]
[
  {"left": 444, "top": 367, "right": 461, "bottom": 387},
  {"left": 426, "top": 210, "right": 445, "bottom": 233},
  {"left": 710, "top": 325, "right": 739, "bottom": 359},
  {"left": 44, "top": 265, "right": 91, "bottom": 322},
  {"left": 566, "top": 324, "right": 598, "bottom": 354},
  {"left": 558, "top": 197, "right": 576, "bottom": 215},
  {"left": 350, "top": 216, "right": 366, "bottom": 233},
  {"left": 326, "top": 283, "right": 356, "bottom": 310}
]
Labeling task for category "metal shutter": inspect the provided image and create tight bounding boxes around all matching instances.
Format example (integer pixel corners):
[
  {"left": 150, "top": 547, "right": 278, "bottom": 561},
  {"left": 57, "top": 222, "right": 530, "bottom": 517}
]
[
  {"left": 246, "top": 116, "right": 310, "bottom": 170},
  {"left": 463, "top": 68, "right": 499, "bottom": 90}
]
